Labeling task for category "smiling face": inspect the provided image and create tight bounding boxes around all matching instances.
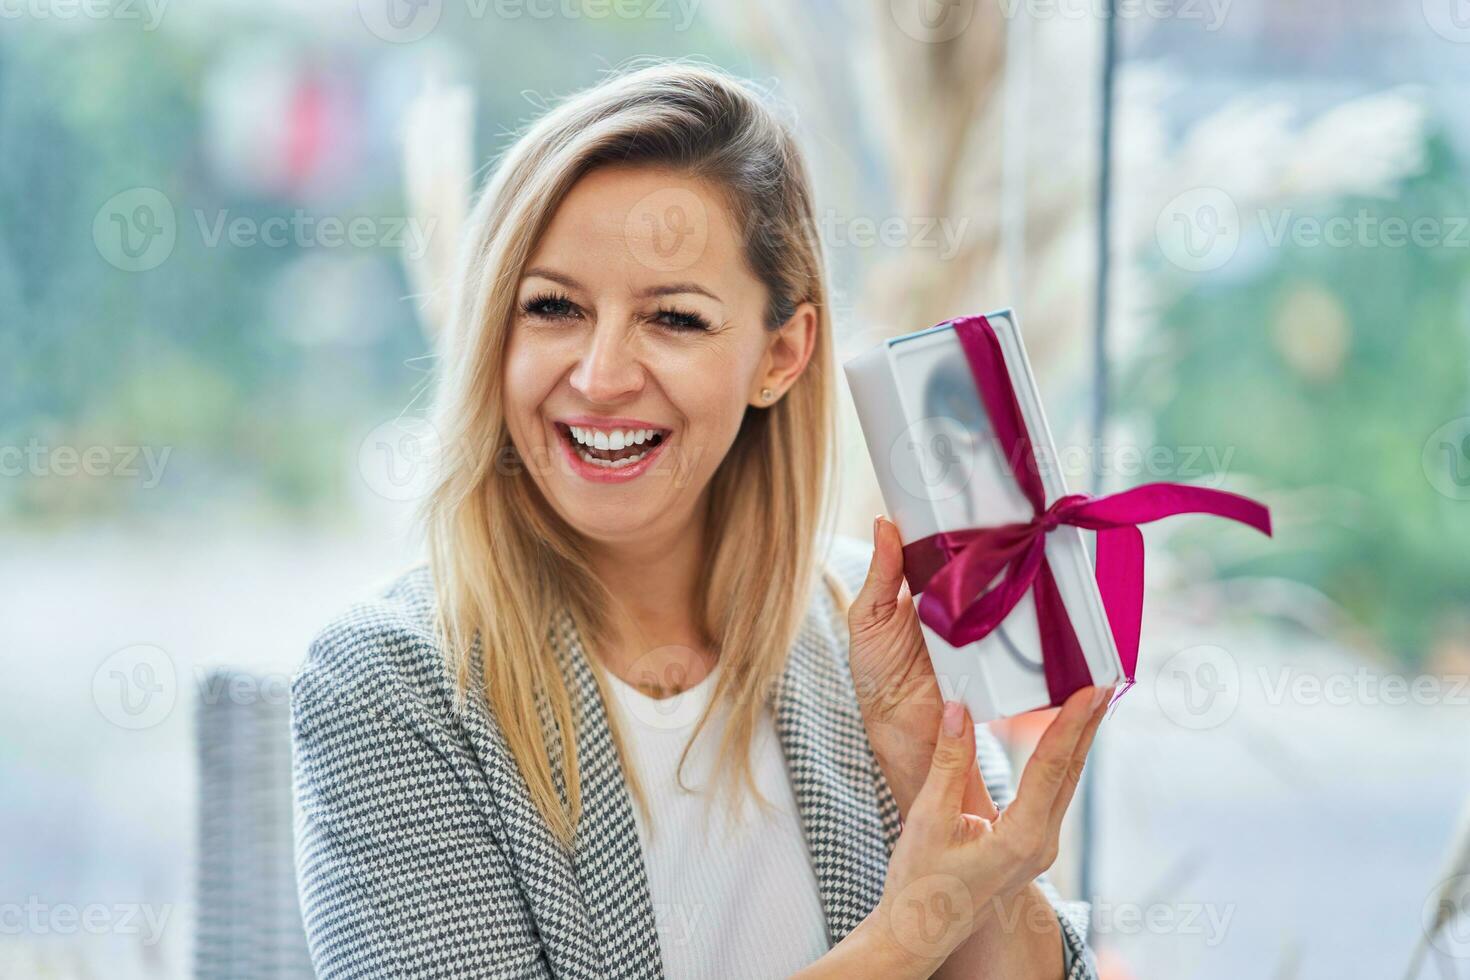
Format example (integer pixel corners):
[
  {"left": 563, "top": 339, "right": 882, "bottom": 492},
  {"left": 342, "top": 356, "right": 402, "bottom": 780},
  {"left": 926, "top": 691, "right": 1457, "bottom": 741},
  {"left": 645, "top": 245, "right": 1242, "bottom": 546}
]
[{"left": 503, "top": 164, "right": 814, "bottom": 551}]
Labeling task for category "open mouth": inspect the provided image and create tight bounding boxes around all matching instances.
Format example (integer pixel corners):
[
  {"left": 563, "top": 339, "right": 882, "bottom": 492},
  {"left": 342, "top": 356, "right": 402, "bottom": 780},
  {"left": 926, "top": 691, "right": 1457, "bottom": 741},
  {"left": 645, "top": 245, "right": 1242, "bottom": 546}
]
[{"left": 554, "top": 421, "right": 670, "bottom": 470}]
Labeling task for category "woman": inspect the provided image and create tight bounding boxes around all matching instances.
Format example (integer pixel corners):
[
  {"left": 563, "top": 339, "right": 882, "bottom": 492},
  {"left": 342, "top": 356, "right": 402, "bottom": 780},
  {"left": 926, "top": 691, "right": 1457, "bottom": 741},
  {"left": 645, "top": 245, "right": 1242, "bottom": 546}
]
[{"left": 292, "top": 61, "right": 1108, "bottom": 979}]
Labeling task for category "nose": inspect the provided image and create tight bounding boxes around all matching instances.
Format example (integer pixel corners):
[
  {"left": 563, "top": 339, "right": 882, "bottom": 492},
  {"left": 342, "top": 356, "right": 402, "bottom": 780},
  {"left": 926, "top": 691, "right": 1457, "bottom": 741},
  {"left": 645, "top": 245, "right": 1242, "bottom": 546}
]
[{"left": 568, "top": 319, "right": 644, "bottom": 404}]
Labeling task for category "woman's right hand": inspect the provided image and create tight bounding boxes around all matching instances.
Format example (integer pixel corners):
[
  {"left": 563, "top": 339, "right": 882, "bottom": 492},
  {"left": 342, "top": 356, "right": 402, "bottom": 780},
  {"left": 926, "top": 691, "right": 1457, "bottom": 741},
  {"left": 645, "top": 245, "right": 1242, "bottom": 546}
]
[{"left": 868, "top": 687, "right": 1110, "bottom": 975}]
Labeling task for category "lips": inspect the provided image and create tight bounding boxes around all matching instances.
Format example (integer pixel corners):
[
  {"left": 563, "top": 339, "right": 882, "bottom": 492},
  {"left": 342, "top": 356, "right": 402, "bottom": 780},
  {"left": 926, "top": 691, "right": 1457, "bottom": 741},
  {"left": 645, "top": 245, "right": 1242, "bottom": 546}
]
[{"left": 552, "top": 418, "right": 672, "bottom": 483}]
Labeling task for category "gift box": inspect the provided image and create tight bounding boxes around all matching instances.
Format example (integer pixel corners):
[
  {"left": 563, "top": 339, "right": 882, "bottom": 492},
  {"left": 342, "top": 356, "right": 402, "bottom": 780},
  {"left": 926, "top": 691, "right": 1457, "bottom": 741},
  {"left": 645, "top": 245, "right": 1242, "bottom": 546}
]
[{"left": 843, "top": 311, "right": 1272, "bottom": 723}]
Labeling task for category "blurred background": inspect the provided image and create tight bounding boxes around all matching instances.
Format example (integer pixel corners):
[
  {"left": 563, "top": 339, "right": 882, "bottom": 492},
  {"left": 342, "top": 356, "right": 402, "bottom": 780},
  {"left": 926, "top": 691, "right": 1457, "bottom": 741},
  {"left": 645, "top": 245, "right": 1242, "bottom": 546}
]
[{"left": 3, "top": 0, "right": 1470, "bottom": 977}]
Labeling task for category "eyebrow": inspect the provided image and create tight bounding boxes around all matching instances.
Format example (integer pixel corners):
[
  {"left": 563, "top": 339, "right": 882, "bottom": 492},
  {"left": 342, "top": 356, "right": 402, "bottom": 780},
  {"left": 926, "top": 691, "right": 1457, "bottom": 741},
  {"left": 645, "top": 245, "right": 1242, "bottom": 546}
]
[{"left": 522, "top": 267, "right": 722, "bottom": 303}]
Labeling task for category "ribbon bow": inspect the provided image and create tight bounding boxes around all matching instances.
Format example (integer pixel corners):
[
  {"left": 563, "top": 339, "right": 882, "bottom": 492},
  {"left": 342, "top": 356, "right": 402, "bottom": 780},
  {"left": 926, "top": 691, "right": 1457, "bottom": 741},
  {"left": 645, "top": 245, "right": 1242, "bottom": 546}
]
[{"left": 900, "top": 316, "right": 1273, "bottom": 706}]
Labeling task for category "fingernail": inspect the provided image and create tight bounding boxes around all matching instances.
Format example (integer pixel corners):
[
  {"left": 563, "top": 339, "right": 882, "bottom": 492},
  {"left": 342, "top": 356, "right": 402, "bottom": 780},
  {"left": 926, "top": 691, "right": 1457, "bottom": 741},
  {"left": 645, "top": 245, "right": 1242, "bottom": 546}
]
[{"left": 942, "top": 700, "right": 964, "bottom": 737}]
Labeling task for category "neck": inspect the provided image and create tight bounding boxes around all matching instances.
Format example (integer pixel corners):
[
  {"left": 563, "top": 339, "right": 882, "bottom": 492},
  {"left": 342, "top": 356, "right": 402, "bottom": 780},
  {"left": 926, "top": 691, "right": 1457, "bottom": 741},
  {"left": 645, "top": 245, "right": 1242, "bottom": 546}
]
[{"left": 584, "top": 508, "right": 710, "bottom": 665}]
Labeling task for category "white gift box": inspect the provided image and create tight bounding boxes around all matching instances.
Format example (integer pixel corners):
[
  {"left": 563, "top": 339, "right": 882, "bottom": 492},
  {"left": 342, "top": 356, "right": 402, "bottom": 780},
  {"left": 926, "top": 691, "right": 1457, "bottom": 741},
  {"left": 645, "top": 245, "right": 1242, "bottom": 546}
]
[{"left": 843, "top": 310, "right": 1124, "bottom": 723}]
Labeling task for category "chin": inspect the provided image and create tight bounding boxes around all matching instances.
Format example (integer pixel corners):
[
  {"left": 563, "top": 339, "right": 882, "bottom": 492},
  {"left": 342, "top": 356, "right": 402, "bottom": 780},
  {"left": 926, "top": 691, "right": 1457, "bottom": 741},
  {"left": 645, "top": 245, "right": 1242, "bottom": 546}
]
[{"left": 559, "top": 510, "right": 662, "bottom": 548}]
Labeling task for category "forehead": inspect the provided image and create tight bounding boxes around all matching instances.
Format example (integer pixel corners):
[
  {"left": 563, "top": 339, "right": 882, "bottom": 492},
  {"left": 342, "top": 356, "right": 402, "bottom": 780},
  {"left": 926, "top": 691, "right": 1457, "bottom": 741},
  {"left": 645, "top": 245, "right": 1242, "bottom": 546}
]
[{"left": 526, "top": 164, "right": 752, "bottom": 294}]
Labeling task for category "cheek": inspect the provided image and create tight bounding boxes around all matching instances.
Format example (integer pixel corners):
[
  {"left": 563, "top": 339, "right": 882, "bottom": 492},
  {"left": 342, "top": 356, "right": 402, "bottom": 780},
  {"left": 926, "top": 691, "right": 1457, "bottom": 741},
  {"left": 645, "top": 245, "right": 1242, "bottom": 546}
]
[
  {"left": 502, "top": 332, "right": 562, "bottom": 440},
  {"left": 657, "top": 340, "right": 761, "bottom": 447}
]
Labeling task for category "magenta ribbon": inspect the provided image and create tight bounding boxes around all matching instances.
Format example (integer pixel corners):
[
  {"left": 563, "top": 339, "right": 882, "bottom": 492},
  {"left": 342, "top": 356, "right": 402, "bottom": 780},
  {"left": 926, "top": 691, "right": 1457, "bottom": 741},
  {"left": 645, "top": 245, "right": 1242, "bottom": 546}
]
[{"left": 900, "top": 315, "right": 1273, "bottom": 706}]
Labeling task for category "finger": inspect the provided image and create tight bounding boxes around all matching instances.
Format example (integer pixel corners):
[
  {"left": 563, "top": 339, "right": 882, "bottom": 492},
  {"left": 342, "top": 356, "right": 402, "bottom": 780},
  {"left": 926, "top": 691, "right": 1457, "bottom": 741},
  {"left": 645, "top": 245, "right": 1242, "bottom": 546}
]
[
  {"left": 1043, "top": 687, "right": 1113, "bottom": 841},
  {"left": 1004, "top": 686, "right": 1106, "bottom": 831},
  {"left": 960, "top": 725, "right": 999, "bottom": 819},
  {"left": 909, "top": 700, "right": 978, "bottom": 824},
  {"left": 961, "top": 752, "right": 999, "bottom": 821},
  {"left": 849, "top": 515, "right": 907, "bottom": 631}
]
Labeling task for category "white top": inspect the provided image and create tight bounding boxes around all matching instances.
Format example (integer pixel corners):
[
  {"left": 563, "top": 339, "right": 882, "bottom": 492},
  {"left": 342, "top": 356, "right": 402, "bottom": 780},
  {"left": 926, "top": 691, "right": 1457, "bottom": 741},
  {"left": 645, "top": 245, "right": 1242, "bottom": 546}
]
[{"left": 602, "top": 659, "right": 831, "bottom": 979}]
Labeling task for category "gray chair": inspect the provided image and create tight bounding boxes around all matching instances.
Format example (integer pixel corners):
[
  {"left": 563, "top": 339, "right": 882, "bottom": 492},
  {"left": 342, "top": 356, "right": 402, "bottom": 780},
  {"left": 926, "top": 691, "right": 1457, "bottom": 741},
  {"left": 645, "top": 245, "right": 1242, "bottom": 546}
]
[{"left": 194, "top": 668, "right": 314, "bottom": 979}]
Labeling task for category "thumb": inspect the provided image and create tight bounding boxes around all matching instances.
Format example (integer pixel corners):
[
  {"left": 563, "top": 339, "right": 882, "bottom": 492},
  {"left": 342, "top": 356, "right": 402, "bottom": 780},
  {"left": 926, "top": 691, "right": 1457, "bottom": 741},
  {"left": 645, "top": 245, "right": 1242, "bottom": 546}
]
[
  {"left": 849, "top": 515, "right": 907, "bottom": 631},
  {"left": 910, "top": 701, "right": 977, "bottom": 822}
]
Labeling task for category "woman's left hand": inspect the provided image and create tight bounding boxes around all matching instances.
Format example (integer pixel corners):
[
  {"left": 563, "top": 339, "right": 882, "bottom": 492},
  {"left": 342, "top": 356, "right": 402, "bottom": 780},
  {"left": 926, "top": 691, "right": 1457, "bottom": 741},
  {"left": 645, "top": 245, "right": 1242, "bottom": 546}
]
[{"left": 847, "top": 515, "right": 994, "bottom": 819}]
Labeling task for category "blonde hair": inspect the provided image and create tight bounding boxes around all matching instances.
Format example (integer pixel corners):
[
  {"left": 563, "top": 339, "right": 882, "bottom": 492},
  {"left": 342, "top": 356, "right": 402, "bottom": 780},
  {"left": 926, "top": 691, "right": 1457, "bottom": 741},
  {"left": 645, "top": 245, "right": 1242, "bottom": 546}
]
[{"left": 423, "top": 61, "right": 837, "bottom": 848}]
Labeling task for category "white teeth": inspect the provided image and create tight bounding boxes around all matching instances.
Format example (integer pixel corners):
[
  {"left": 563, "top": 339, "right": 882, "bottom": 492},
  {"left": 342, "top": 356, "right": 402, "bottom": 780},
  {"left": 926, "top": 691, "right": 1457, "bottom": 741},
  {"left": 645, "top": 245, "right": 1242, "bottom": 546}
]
[
  {"left": 576, "top": 447, "right": 650, "bottom": 468},
  {"left": 565, "top": 425, "right": 662, "bottom": 449},
  {"left": 560, "top": 423, "right": 666, "bottom": 471}
]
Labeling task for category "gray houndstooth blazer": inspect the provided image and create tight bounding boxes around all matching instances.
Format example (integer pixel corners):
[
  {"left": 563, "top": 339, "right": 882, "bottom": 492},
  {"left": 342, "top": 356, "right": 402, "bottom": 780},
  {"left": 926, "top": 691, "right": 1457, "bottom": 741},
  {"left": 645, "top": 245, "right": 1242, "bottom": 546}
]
[{"left": 291, "top": 535, "right": 1097, "bottom": 979}]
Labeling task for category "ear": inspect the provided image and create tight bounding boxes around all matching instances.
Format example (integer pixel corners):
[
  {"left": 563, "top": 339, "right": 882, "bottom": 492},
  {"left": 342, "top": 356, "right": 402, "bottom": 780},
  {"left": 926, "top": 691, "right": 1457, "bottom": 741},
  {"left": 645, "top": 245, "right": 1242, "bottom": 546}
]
[{"left": 749, "top": 302, "right": 819, "bottom": 408}]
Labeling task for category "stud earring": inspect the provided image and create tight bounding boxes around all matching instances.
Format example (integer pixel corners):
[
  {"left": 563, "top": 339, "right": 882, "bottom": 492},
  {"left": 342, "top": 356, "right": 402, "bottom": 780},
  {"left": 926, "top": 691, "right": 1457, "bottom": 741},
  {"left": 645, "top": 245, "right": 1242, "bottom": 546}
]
[{"left": 760, "top": 387, "right": 774, "bottom": 403}]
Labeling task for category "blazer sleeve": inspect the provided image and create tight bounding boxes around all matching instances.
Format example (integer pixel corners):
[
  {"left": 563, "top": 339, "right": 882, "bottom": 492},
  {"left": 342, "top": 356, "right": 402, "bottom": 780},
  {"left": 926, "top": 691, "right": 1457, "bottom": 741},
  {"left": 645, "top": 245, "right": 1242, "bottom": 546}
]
[{"left": 292, "top": 653, "right": 551, "bottom": 980}]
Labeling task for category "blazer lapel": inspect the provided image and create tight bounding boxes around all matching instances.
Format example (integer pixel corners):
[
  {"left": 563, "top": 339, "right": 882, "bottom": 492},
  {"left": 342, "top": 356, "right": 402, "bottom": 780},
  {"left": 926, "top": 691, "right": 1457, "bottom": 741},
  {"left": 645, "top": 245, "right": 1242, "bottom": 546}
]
[
  {"left": 458, "top": 615, "right": 663, "bottom": 980},
  {"left": 461, "top": 587, "right": 900, "bottom": 975},
  {"left": 773, "top": 590, "right": 899, "bottom": 945},
  {"left": 550, "top": 610, "right": 665, "bottom": 979}
]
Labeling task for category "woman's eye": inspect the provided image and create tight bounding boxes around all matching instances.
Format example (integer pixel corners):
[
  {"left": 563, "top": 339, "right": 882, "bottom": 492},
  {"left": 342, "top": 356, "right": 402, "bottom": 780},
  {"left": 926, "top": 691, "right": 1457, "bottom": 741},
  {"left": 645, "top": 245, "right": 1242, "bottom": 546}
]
[
  {"left": 653, "top": 307, "right": 711, "bottom": 332},
  {"left": 519, "top": 293, "right": 708, "bottom": 332},
  {"left": 521, "top": 293, "right": 579, "bottom": 319}
]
